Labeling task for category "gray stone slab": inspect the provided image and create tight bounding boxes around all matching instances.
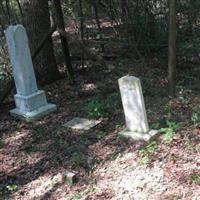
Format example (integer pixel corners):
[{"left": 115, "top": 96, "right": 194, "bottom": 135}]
[{"left": 63, "top": 117, "right": 101, "bottom": 131}]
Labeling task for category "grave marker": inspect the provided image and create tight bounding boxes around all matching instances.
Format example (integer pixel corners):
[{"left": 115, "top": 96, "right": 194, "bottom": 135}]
[
  {"left": 63, "top": 117, "right": 101, "bottom": 131},
  {"left": 118, "top": 75, "right": 157, "bottom": 141},
  {"left": 5, "top": 25, "right": 57, "bottom": 121}
]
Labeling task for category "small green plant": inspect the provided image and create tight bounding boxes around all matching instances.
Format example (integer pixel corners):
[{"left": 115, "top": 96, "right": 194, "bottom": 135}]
[
  {"left": 162, "top": 130, "right": 174, "bottom": 143},
  {"left": 159, "top": 120, "right": 181, "bottom": 143},
  {"left": 110, "top": 152, "right": 121, "bottom": 161},
  {"left": 179, "top": 96, "right": 189, "bottom": 105},
  {"left": 96, "top": 131, "right": 106, "bottom": 139},
  {"left": 0, "top": 139, "right": 4, "bottom": 148},
  {"left": 138, "top": 141, "right": 157, "bottom": 165},
  {"left": 184, "top": 140, "right": 200, "bottom": 153},
  {"left": 84, "top": 99, "right": 106, "bottom": 119},
  {"left": 164, "top": 101, "right": 173, "bottom": 118},
  {"left": 73, "top": 192, "right": 81, "bottom": 200},
  {"left": 145, "top": 141, "right": 157, "bottom": 153},
  {"left": 191, "top": 105, "right": 200, "bottom": 126},
  {"left": 84, "top": 93, "right": 121, "bottom": 119},
  {"left": 6, "top": 184, "right": 17, "bottom": 192},
  {"left": 166, "top": 120, "right": 181, "bottom": 130},
  {"left": 177, "top": 86, "right": 190, "bottom": 105},
  {"left": 150, "top": 122, "right": 160, "bottom": 130},
  {"left": 188, "top": 172, "right": 200, "bottom": 185},
  {"left": 138, "top": 153, "right": 150, "bottom": 165},
  {"left": 83, "top": 187, "right": 96, "bottom": 196}
]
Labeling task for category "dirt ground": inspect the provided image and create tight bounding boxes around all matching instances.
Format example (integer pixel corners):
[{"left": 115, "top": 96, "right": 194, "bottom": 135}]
[{"left": 0, "top": 41, "right": 200, "bottom": 200}]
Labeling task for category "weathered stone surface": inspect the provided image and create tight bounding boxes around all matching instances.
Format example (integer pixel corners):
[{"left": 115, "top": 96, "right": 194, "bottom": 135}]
[
  {"left": 5, "top": 25, "right": 38, "bottom": 96},
  {"left": 119, "top": 129, "right": 159, "bottom": 142},
  {"left": 5, "top": 25, "right": 57, "bottom": 121},
  {"left": 118, "top": 75, "right": 158, "bottom": 141},
  {"left": 63, "top": 117, "right": 101, "bottom": 131},
  {"left": 118, "top": 75, "right": 149, "bottom": 133},
  {"left": 63, "top": 171, "right": 76, "bottom": 185},
  {"left": 10, "top": 103, "right": 57, "bottom": 122}
]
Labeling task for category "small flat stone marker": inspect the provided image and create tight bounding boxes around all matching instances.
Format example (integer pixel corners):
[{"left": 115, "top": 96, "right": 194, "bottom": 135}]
[
  {"left": 63, "top": 117, "right": 101, "bottom": 131},
  {"left": 118, "top": 75, "right": 158, "bottom": 141},
  {"left": 5, "top": 25, "right": 57, "bottom": 121},
  {"left": 63, "top": 171, "right": 76, "bottom": 186}
]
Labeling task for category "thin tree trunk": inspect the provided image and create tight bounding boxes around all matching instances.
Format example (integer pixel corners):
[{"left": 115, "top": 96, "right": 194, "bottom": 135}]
[
  {"left": 53, "top": 0, "right": 75, "bottom": 84},
  {"left": 15, "top": 0, "right": 24, "bottom": 20},
  {"left": 93, "top": 0, "right": 101, "bottom": 30},
  {"left": 5, "top": 0, "right": 11, "bottom": 23},
  {"left": 168, "top": 0, "right": 177, "bottom": 97},
  {"left": 78, "top": 0, "right": 85, "bottom": 69},
  {"left": 92, "top": 0, "right": 104, "bottom": 52}
]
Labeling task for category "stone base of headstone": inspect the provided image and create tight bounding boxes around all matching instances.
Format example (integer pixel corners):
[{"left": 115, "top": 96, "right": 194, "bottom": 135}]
[
  {"left": 119, "top": 129, "right": 159, "bottom": 142},
  {"left": 10, "top": 90, "right": 57, "bottom": 122},
  {"left": 10, "top": 104, "right": 56, "bottom": 122}
]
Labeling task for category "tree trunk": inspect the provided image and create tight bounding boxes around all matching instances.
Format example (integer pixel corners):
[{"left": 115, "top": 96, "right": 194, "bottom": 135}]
[
  {"left": 53, "top": 0, "right": 75, "bottom": 84},
  {"left": 78, "top": 0, "right": 85, "bottom": 69},
  {"left": 92, "top": 0, "right": 101, "bottom": 30},
  {"left": 168, "top": 0, "right": 177, "bottom": 97},
  {"left": 20, "top": 0, "right": 61, "bottom": 85}
]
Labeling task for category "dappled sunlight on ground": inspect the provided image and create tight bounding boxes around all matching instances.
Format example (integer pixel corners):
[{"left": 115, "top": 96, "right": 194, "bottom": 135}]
[
  {"left": 10, "top": 171, "right": 64, "bottom": 200},
  {"left": 1, "top": 52, "right": 200, "bottom": 199}
]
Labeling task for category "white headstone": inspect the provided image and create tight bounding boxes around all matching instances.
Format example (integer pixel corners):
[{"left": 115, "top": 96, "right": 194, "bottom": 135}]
[
  {"left": 118, "top": 75, "right": 157, "bottom": 141},
  {"left": 5, "top": 25, "right": 57, "bottom": 121}
]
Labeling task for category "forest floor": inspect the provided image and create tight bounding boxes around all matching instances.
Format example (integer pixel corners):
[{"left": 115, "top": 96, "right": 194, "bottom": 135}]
[{"left": 0, "top": 23, "right": 200, "bottom": 200}]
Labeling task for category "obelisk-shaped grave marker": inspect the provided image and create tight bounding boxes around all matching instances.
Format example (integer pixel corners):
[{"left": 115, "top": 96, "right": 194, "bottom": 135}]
[{"left": 5, "top": 25, "right": 57, "bottom": 121}]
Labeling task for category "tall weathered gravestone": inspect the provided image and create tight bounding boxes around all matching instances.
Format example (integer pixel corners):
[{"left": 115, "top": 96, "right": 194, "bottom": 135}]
[
  {"left": 5, "top": 25, "right": 57, "bottom": 121},
  {"left": 118, "top": 75, "right": 157, "bottom": 141}
]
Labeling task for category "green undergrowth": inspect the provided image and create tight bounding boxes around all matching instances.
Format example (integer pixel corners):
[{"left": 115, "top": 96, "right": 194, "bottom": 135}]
[
  {"left": 138, "top": 120, "right": 182, "bottom": 165},
  {"left": 138, "top": 141, "right": 157, "bottom": 165},
  {"left": 188, "top": 172, "right": 200, "bottom": 185},
  {"left": 191, "top": 105, "right": 200, "bottom": 126},
  {"left": 84, "top": 93, "right": 121, "bottom": 119}
]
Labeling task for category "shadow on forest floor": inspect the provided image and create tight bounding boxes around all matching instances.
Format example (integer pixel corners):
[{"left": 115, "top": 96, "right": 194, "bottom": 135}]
[{"left": 1, "top": 27, "right": 200, "bottom": 198}]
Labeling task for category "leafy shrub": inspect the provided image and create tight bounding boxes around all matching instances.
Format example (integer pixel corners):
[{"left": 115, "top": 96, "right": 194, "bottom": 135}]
[
  {"left": 84, "top": 93, "right": 121, "bottom": 119},
  {"left": 138, "top": 141, "right": 157, "bottom": 165},
  {"left": 84, "top": 99, "right": 107, "bottom": 119},
  {"left": 188, "top": 172, "right": 200, "bottom": 185},
  {"left": 159, "top": 120, "right": 182, "bottom": 143},
  {"left": 6, "top": 184, "right": 17, "bottom": 192}
]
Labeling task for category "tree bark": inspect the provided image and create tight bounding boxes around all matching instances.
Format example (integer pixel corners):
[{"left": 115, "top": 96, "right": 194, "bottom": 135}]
[
  {"left": 78, "top": 0, "right": 85, "bottom": 69},
  {"left": 20, "top": 0, "right": 61, "bottom": 85},
  {"left": 53, "top": 0, "right": 75, "bottom": 84},
  {"left": 168, "top": 0, "right": 177, "bottom": 97}
]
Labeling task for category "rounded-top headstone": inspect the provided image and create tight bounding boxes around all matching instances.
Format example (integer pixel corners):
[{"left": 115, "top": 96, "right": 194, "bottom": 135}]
[{"left": 5, "top": 25, "right": 38, "bottom": 96}]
